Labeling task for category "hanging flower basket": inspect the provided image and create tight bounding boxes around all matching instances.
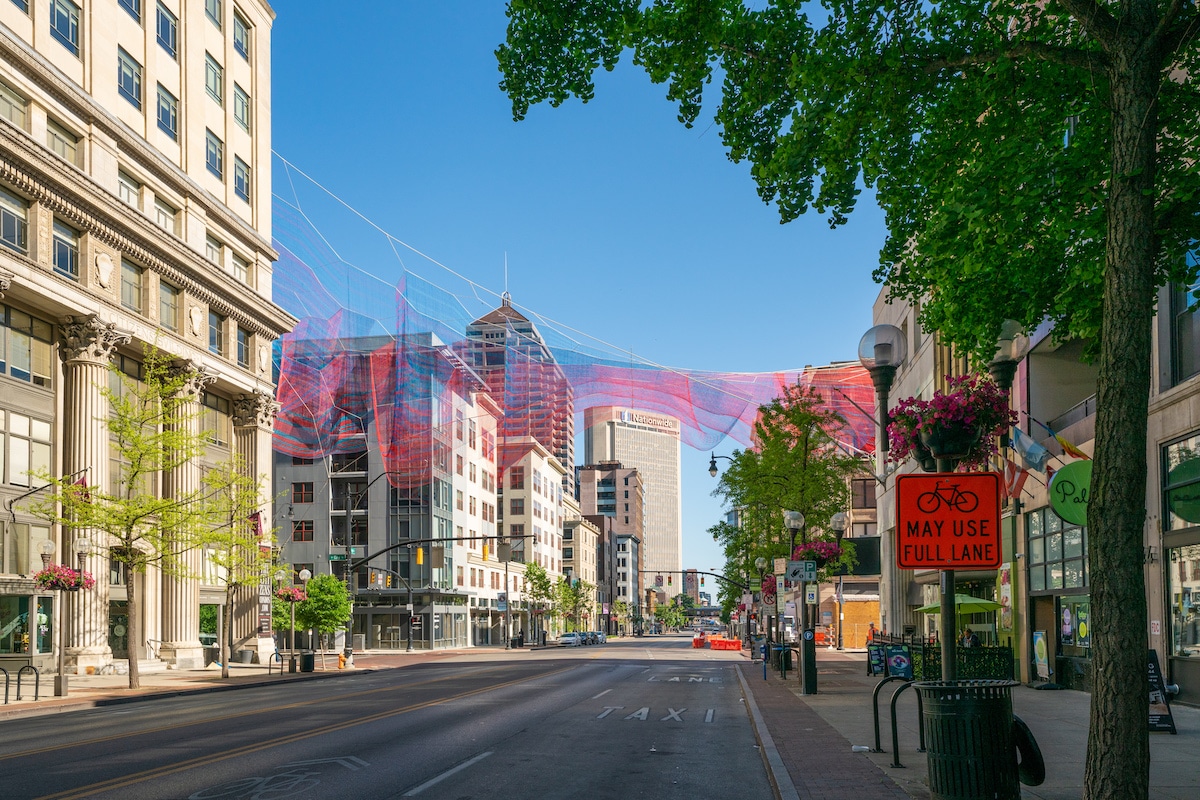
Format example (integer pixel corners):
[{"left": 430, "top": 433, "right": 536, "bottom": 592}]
[
  {"left": 33, "top": 564, "right": 95, "bottom": 592},
  {"left": 792, "top": 540, "right": 843, "bottom": 568},
  {"left": 275, "top": 586, "right": 307, "bottom": 603},
  {"left": 888, "top": 373, "right": 1016, "bottom": 470}
]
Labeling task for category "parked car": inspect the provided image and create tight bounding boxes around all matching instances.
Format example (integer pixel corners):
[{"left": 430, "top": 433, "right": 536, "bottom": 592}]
[
  {"left": 592, "top": 631, "right": 607, "bottom": 643},
  {"left": 558, "top": 632, "right": 584, "bottom": 647},
  {"left": 584, "top": 631, "right": 599, "bottom": 644}
]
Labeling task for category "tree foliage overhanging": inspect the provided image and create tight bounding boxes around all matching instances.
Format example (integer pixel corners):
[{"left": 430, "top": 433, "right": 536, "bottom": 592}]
[{"left": 499, "top": 3, "right": 1199, "bottom": 796}]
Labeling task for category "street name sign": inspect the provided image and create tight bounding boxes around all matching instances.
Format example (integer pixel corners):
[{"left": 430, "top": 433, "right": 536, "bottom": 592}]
[
  {"left": 895, "top": 472, "right": 1002, "bottom": 569},
  {"left": 786, "top": 560, "right": 817, "bottom": 582}
]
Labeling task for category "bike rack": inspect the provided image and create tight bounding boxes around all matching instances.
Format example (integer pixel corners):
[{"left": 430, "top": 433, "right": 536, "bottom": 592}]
[
  {"left": 267, "top": 650, "right": 284, "bottom": 676},
  {"left": 16, "top": 665, "right": 39, "bottom": 701},
  {"left": 0, "top": 667, "right": 9, "bottom": 705},
  {"left": 872, "top": 676, "right": 909, "bottom": 752},
  {"left": 776, "top": 646, "right": 799, "bottom": 681},
  {"left": 888, "top": 682, "right": 926, "bottom": 768}
]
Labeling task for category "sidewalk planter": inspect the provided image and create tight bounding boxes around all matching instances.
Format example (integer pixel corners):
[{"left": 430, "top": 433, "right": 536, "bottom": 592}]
[{"left": 914, "top": 680, "right": 1019, "bottom": 800}]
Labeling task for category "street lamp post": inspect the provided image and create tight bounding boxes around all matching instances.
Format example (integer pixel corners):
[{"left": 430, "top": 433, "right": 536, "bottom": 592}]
[
  {"left": 830, "top": 512, "right": 848, "bottom": 651},
  {"left": 785, "top": 511, "right": 817, "bottom": 694},
  {"left": 753, "top": 556, "right": 767, "bottom": 649}
]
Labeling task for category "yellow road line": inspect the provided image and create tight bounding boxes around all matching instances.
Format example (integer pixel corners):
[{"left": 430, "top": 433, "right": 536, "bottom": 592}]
[{"left": 34, "top": 665, "right": 576, "bottom": 800}]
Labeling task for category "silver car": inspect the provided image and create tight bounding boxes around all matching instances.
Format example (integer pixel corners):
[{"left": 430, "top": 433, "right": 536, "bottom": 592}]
[{"left": 558, "top": 632, "right": 584, "bottom": 647}]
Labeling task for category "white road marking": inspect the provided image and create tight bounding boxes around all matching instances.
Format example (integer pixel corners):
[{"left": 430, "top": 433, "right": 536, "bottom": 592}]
[
  {"left": 597, "top": 706, "right": 624, "bottom": 718},
  {"left": 403, "top": 751, "right": 493, "bottom": 796},
  {"left": 705, "top": 709, "right": 715, "bottom": 723},
  {"left": 661, "top": 708, "right": 686, "bottom": 722},
  {"left": 591, "top": 688, "right": 612, "bottom": 699},
  {"left": 624, "top": 707, "right": 651, "bottom": 720}
]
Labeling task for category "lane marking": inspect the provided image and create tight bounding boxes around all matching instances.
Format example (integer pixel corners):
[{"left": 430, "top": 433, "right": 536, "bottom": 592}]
[
  {"left": 591, "top": 689, "right": 612, "bottom": 699},
  {"left": 33, "top": 666, "right": 577, "bottom": 800},
  {"left": 596, "top": 707, "right": 624, "bottom": 719},
  {"left": 705, "top": 709, "right": 715, "bottom": 723},
  {"left": 402, "top": 751, "right": 493, "bottom": 796},
  {"left": 624, "top": 707, "right": 650, "bottom": 721},
  {"left": 3, "top": 665, "right": 505, "bottom": 763}
]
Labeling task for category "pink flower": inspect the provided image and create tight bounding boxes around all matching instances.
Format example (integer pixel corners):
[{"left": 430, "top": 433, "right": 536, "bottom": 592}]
[
  {"left": 275, "top": 587, "right": 307, "bottom": 603},
  {"left": 887, "top": 374, "right": 1016, "bottom": 470}
]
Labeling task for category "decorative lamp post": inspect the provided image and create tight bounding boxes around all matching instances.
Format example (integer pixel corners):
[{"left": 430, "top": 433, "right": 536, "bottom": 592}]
[
  {"left": 829, "top": 512, "right": 848, "bottom": 651},
  {"left": 988, "top": 319, "right": 1027, "bottom": 392},
  {"left": 858, "top": 324, "right": 909, "bottom": 459},
  {"left": 785, "top": 511, "right": 817, "bottom": 694},
  {"left": 708, "top": 453, "right": 734, "bottom": 478},
  {"left": 298, "top": 568, "right": 311, "bottom": 658},
  {"left": 753, "top": 556, "right": 768, "bottom": 643}
]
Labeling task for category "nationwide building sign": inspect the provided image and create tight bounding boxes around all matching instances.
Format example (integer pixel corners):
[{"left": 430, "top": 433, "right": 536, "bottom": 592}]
[
  {"left": 895, "top": 473, "right": 1002, "bottom": 569},
  {"left": 619, "top": 410, "right": 679, "bottom": 431}
]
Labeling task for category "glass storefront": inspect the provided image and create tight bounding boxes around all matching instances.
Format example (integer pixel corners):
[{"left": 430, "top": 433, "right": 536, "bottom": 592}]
[
  {"left": 0, "top": 595, "right": 52, "bottom": 655},
  {"left": 1167, "top": 543, "right": 1200, "bottom": 659}
]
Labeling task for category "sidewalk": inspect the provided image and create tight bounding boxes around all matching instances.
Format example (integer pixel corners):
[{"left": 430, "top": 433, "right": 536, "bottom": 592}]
[{"left": 738, "top": 648, "right": 1200, "bottom": 800}]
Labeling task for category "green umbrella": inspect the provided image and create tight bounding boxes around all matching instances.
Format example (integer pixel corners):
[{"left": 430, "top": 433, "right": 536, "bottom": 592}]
[{"left": 915, "top": 593, "right": 1003, "bottom": 615}]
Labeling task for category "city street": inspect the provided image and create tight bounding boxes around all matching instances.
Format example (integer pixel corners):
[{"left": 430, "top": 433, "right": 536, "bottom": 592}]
[{"left": 0, "top": 637, "right": 766, "bottom": 800}]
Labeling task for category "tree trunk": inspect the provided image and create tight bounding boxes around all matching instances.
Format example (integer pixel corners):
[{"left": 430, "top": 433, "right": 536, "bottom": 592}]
[
  {"left": 126, "top": 571, "right": 141, "bottom": 690},
  {"left": 223, "top": 587, "right": 234, "bottom": 679},
  {"left": 1084, "top": 30, "right": 1156, "bottom": 800}
]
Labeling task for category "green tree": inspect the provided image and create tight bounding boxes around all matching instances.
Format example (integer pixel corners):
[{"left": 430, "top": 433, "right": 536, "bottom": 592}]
[
  {"left": 524, "top": 562, "right": 555, "bottom": 640},
  {"left": 658, "top": 600, "right": 687, "bottom": 631},
  {"left": 199, "top": 459, "right": 275, "bottom": 679},
  {"left": 296, "top": 574, "right": 352, "bottom": 670},
  {"left": 613, "top": 599, "right": 632, "bottom": 634},
  {"left": 555, "top": 577, "right": 594, "bottom": 631},
  {"left": 499, "top": 6, "right": 1196, "bottom": 791},
  {"left": 28, "top": 347, "right": 234, "bottom": 690}
]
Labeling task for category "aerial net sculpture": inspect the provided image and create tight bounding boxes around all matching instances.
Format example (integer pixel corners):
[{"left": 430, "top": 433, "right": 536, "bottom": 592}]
[{"left": 270, "top": 157, "right": 877, "bottom": 485}]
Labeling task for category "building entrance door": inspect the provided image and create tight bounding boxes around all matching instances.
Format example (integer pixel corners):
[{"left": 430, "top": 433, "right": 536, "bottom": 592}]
[{"left": 109, "top": 601, "right": 129, "bottom": 659}]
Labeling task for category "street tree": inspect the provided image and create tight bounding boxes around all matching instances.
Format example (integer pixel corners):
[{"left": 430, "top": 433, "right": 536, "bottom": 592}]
[
  {"left": 554, "top": 577, "right": 594, "bottom": 631},
  {"left": 658, "top": 599, "right": 687, "bottom": 631},
  {"left": 28, "top": 347, "right": 238, "bottom": 690},
  {"left": 296, "top": 574, "right": 352, "bottom": 669},
  {"left": 613, "top": 599, "right": 632, "bottom": 634},
  {"left": 524, "top": 562, "right": 555, "bottom": 640},
  {"left": 498, "top": 4, "right": 1200, "bottom": 792},
  {"left": 199, "top": 459, "right": 274, "bottom": 679}
]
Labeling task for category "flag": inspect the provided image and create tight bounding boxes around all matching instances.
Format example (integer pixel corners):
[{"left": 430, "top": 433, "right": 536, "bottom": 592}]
[
  {"left": 1011, "top": 426, "right": 1050, "bottom": 472},
  {"left": 74, "top": 475, "right": 91, "bottom": 503},
  {"left": 1031, "top": 417, "right": 1091, "bottom": 460},
  {"left": 1003, "top": 459, "right": 1030, "bottom": 500},
  {"left": 248, "top": 510, "right": 263, "bottom": 538}
]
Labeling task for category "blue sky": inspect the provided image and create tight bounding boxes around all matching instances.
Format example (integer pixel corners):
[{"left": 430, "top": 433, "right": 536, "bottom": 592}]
[{"left": 270, "top": 4, "right": 889, "bottom": 581}]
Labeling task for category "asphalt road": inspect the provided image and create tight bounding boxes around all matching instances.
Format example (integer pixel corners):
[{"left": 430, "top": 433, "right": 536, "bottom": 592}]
[{"left": 0, "top": 636, "right": 771, "bottom": 800}]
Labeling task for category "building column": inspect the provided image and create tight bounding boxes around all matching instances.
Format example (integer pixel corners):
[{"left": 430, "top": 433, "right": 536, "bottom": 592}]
[
  {"left": 59, "top": 315, "right": 130, "bottom": 671},
  {"left": 233, "top": 391, "right": 280, "bottom": 661},
  {"left": 159, "top": 363, "right": 214, "bottom": 669}
]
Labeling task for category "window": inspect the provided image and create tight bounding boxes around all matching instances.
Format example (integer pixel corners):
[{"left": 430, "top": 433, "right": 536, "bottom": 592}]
[
  {"left": 0, "top": 81, "right": 27, "bottom": 129},
  {"left": 1171, "top": 280, "right": 1200, "bottom": 385},
  {"left": 231, "top": 252, "right": 250, "bottom": 284},
  {"left": 4, "top": 412, "right": 51, "bottom": 487},
  {"left": 156, "top": 2, "right": 177, "bottom": 57},
  {"left": 851, "top": 478, "right": 877, "bottom": 509},
  {"left": 233, "top": 84, "right": 251, "bottom": 132},
  {"left": 159, "top": 282, "right": 180, "bottom": 332},
  {"left": 1, "top": 188, "right": 29, "bottom": 254},
  {"left": 509, "top": 466, "right": 525, "bottom": 490},
  {"left": 117, "top": 49, "right": 144, "bottom": 110},
  {"left": 200, "top": 391, "right": 230, "bottom": 445},
  {"left": 456, "top": 490, "right": 464, "bottom": 510},
  {"left": 291, "top": 456, "right": 314, "bottom": 466},
  {"left": 121, "top": 260, "right": 143, "bottom": 313},
  {"left": 117, "top": 171, "right": 140, "bottom": 207},
  {"left": 292, "top": 520, "right": 313, "bottom": 542},
  {"left": 1, "top": 305, "right": 54, "bottom": 387},
  {"left": 46, "top": 120, "right": 79, "bottom": 165},
  {"left": 1026, "top": 506, "right": 1087, "bottom": 592},
  {"left": 205, "top": 0, "right": 222, "bottom": 28},
  {"left": 205, "top": 54, "right": 223, "bottom": 105},
  {"left": 119, "top": 0, "right": 140, "bottom": 21},
  {"left": 292, "top": 482, "right": 314, "bottom": 503},
  {"left": 156, "top": 85, "right": 178, "bottom": 139},
  {"left": 205, "top": 130, "right": 223, "bottom": 178},
  {"left": 206, "top": 234, "right": 223, "bottom": 265},
  {"left": 233, "top": 10, "right": 251, "bottom": 60},
  {"left": 50, "top": 0, "right": 80, "bottom": 56},
  {"left": 236, "top": 327, "right": 249, "bottom": 368},
  {"left": 52, "top": 221, "right": 79, "bottom": 280},
  {"left": 233, "top": 157, "right": 250, "bottom": 201},
  {"left": 154, "top": 197, "right": 177, "bottom": 233},
  {"left": 510, "top": 498, "right": 525, "bottom": 516},
  {"left": 10, "top": 0, "right": 29, "bottom": 12},
  {"left": 208, "top": 311, "right": 225, "bottom": 355}
]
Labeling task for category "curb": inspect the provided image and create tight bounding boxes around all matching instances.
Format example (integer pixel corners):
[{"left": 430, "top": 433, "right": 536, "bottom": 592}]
[{"left": 737, "top": 663, "right": 800, "bottom": 800}]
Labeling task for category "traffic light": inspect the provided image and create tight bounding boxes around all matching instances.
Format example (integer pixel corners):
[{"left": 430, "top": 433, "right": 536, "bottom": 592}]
[
  {"left": 416, "top": 547, "right": 424, "bottom": 566},
  {"left": 385, "top": 573, "right": 392, "bottom": 588},
  {"left": 667, "top": 575, "right": 673, "bottom": 586},
  {"left": 701, "top": 576, "right": 705, "bottom": 586},
  {"left": 482, "top": 541, "right": 489, "bottom": 560}
]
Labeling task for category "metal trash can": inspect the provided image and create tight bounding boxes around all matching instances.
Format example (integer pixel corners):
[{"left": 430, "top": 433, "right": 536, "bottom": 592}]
[
  {"left": 299, "top": 651, "right": 315, "bottom": 673},
  {"left": 235, "top": 649, "right": 254, "bottom": 664},
  {"left": 914, "top": 680, "right": 1019, "bottom": 800}
]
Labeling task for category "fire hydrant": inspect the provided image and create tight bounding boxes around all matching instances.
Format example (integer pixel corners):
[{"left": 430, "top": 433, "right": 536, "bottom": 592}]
[{"left": 338, "top": 652, "right": 347, "bottom": 670}]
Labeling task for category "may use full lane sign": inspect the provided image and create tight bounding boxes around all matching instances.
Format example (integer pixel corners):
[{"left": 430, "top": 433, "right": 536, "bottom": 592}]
[{"left": 895, "top": 473, "right": 1002, "bottom": 569}]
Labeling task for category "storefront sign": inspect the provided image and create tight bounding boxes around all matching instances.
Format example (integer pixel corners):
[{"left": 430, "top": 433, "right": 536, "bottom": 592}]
[
  {"left": 895, "top": 473, "right": 1002, "bottom": 568},
  {"left": 1049, "top": 460, "right": 1092, "bottom": 526},
  {"left": 1033, "top": 631, "right": 1050, "bottom": 680},
  {"left": 867, "top": 643, "right": 886, "bottom": 676},
  {"left": 885, "top": 644, "right": 913, "bottom": 679}
]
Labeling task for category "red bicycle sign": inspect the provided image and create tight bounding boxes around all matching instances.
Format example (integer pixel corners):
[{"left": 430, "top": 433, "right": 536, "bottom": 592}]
[{"left": 896, "top": 473, "right": 1001, "bottom": 569}]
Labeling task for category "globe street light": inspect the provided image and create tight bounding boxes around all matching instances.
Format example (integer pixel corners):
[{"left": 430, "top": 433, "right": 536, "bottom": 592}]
[
  {"left": 829, "top": 512, "right": 848, "bottom": 651},
  {"left": 857, "top": 324, "right": 908, "bottom": 458},
  {"left": 785, "top": 511, "right": 818, "bottom": 694}
]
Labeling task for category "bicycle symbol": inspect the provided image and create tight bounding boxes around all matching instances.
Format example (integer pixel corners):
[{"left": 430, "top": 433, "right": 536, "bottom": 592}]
[{"left": 916, "top": 480, "right": 979, "bottom": 514}]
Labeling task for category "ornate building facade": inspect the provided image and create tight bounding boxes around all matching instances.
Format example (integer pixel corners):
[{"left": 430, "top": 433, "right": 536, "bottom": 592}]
[{"left": 0, "top": 1, "right": 293, "bottom": 675}]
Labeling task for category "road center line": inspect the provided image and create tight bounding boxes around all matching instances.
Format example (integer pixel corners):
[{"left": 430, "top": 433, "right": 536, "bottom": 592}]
[
  {"left": 591, "top": 688, "right": 612, "bottom": 699},
  {"left": 403, "top": 751, "right": 493, "bottom": 796}
]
